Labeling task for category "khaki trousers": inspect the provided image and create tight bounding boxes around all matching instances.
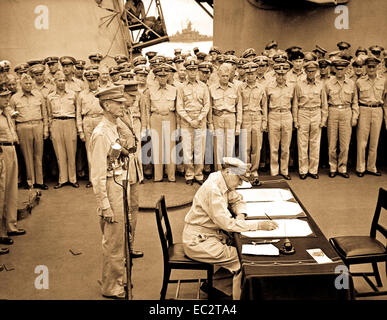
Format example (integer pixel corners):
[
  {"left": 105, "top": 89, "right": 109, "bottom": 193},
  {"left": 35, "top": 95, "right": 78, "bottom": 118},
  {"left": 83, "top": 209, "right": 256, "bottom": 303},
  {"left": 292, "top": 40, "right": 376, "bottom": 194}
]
[
  {"left": 327, "top": 108, "right": 352, "bottom": 173},
  {"left": 182, "top": 224, "right": 242, "bottom": 300},
  {"left": 132, "top": 118, "right": 144, "bottom": 182},
  {"left": 268, "top": 111, "right": 293, "bottom": 176},
  {"left": 0, "top": 146, "right": 19, "bottom": 236},
  {"left": 181, "top": 120, "right": 207, "bottom": 181},
  {"left": 240, "top": 112, "right": 263, "bottom": 177},
  {"left": 149, "top": 112, "right": 176, "bottom": 181},
  {"left": 356, "top": 107, "right": 383, "bottom": 173},
  {"left": 99, "top": 175, "right": 127, "bottom": 297},
  {"left": 297, "top": 109, "right": 322, "bottom": 175},
  {"left": 213, "top": 113, "right": 236, "bottom": 171},
  {"left": 51, "top": 118, "right": 77, "bottom": 184},
  {"left": 16, "top": 121, "right": 44, "bottom": 186},
  {"left": 83, "top": 115, "right": 103, "bottom": 179},
  {"left": 128, "top": 181, "right": 138, "bottom": 249}
]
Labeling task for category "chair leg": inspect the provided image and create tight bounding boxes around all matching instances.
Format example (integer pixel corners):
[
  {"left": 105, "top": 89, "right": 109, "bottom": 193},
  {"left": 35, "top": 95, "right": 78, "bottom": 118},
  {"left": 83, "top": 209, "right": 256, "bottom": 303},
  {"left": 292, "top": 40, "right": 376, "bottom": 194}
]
[
  {"left": 207, "top": 267, "right": 213, "bottom": 300},
  {"left": 160, "top": 267, "right": 171, "bottom": 300},
  {"left": 372, "top": 262, "right": 383, "bottom": 287}
]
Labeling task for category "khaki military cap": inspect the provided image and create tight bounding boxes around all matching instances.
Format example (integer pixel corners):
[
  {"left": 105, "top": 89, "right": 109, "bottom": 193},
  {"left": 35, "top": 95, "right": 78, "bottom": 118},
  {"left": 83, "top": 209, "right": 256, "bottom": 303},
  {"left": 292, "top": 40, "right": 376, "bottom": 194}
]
[
  {"left": 337, "top": 41, "right": 351, "bottom": 50},
  {"left": 84, "top": 69, "right": 100, "bottom": 81},
  {"left": 60, "top": 56, "right": 76, "bottom": 65},
  {"left": 133, "top": 56, "right": 147, "bottom": 67},
  {"left": 198, "top": 61, "right": 213, "bottom": 73},
  {"left": 133, "top": 65, "right": 149, "bottom": 75},
  {"left": 114, "top": 54, "right": 128, "bottom": 64},
  {"left": 222, "top": 157, "right": 251, "bottom": 181},
  {"left": 242, "top": 48, "right": 257, "bottom": 59},
  {"left": 29, "top": 64, "right": 46, "bottom": 74},
  {"left": 95, "top": 85, "right": 126, "bottom": 102}
]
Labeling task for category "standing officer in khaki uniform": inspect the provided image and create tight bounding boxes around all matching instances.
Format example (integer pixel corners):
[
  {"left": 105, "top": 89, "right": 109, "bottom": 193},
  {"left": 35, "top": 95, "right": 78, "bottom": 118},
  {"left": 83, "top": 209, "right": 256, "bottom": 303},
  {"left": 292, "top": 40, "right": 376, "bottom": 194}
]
[
  {"left": 0, "top": 87, "right": 26, "bottom": 246},
  {"left": 76, "top": 68, "right": 103, "bottom": 188},
  {"left": 266, "top": 62, "right": 295, "bottom": 179},
  {"left": 90, "top": 85, "right": 128, "bottom": 299},
  {"left": 9, "top": 74, "right": 49, "bottom": 189},
  {"left": 60, "top": 56, "right": 85, "bottom": 93},
  {"left": 144, "top": 63, "right": 177, "bottom": 182},
  {"left": 47, "top": 71, "right": 79, "bottom": 189},
  {"left": 293, "top": 61, "right": 328, "bottom": 180},
  {"left": 44, "top": 56, "right": 60, "bottom": 85},
  {"left": 30, "top": 64, "right": 54, "bottom": 97},
  {"left": 324, "top": 59, "right": 359, "bottom": 178},
  {"left": 176, "top": 59, "right": 210, "bottom": 185},
  {"left": 239, "top": 62, "right": 267, "bottom": 185},
  {"left": 209, "top": 64, "right": 242, "bottom": 171},
  {"left": 356, "top": 57, "right": 386, "bottom": 177}
]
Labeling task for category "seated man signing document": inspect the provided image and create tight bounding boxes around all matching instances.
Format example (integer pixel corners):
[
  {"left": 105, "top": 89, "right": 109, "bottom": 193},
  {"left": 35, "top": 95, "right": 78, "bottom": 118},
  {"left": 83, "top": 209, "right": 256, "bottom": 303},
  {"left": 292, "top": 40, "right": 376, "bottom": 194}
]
[{"left": 182, "top": 157, "right": 278, "bottom": 299}]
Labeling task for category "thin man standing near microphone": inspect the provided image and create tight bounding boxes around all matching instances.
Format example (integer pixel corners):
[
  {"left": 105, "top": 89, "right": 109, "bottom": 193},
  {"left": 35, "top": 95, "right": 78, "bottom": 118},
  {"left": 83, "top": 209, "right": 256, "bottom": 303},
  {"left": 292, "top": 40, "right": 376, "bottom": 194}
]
[{"left": 89, "top": 85, "right": 129, "bottom": 299}]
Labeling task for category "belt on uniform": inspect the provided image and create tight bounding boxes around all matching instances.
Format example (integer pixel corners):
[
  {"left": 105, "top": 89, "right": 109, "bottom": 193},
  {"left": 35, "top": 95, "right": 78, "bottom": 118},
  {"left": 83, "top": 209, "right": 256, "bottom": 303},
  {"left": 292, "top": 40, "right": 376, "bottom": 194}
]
[
  {"left": 16, "top": 119, "right": 42, "bottom": 125},
  {"left": 243, "top": 109, "right": 262, "bottom": 114},
  {"left": 151, "top": 111, "right": 173, "bottom": 116},
  {"left": 213, "top": 110, "right": 234, "bottom": 116},
  {"left": 359, "top": 103, "right": 382, "bottom": 108},
  {"left": 0, "top": 142, "right": 14, "bottom": 146},
  {"left": 269, "top": 108, "right": 290, "bottom": 113},
  {"left": 54, "top": 116, "right": 75, "bottom": 120},
  {"left": 298, "top": 107, "right": 320, "bottom": 111},
  {"left": 329, "top": 104, "right": 350, "bottom": 109},
  {"left": 83, "top": 114, "right": 102, "bottom": 118}
]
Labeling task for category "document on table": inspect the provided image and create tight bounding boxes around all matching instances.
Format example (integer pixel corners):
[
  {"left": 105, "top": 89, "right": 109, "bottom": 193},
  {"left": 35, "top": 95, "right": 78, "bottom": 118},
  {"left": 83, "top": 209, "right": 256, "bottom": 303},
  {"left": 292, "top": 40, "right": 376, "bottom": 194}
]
[
  {"left": 237, "top": 188, "right": 294, "bottom": 202},
  {"left": 242, "top": 244, "right": 279, "bottom": 256},
  {"left": 306, "top": 249, "right": 333, "bottom": 264},
  {"left": 245, "top": 201, "right": 305, "bottom": 218},
  {"left": 241, "top": 219, "right": 313, "bottom": 238}
]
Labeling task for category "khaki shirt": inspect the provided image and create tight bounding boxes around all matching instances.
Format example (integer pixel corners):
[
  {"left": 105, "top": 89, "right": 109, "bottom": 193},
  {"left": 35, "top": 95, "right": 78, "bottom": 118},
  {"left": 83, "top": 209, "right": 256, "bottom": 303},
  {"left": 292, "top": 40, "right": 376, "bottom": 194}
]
[
  {"left": 184, "top": 171, "right": 259, "bottom": 232},
  {"left": 294, "top": 79, "right": 328, "bottom": 125},
  {"left": 76, "top": 88, "right": 103, "bottom": 134},
  {"left": 356, "top": 75, "right": 385, "bottom": 105},
  {"left": 239, "top": 81, "right": 268, "bottom": 123},
  {"left": 90, "top": 116, "right": 123, "bottom": 211},
  {"left": 286, "top": 69, "right": 306, "bottom": 85},
  {"left": 266, "top": 81, "right": 295, "bottom": 111},
  {"left": 143, "top": 83, "right": 177, "bottom": 125},
  {"left": 34, "top": 82, "right": 54, "bottom": 99},
  {"left": 0, "top": 108, "right": 18, "bottom": 143},
  {"left": 9, "top": 89, "right": 48, "bottom": 128},
  {"left": 47, "top": 89, "right": 77, "bottom": 123},
  {"left": 325, "top": 76, "right": 359, "bottom": 121},
  {"left": 176, "top": 79, "right": 210, "bottom": 125},
  {"left": 66, "top": 77, "right": 85, "bottom": 93},
  {"left": 209, "top": 82, "right": 242, "bottom": 126}
]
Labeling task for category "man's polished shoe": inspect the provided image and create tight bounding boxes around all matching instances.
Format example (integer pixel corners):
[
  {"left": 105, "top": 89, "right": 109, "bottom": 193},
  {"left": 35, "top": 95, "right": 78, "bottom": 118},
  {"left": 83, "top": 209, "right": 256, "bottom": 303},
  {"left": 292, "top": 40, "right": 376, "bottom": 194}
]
[
  {"left": 356, "top": 171, "right": 365, "bottom": 177},
  {"left": 309, "top": 173, "right": 319, "bottom": 179},
  {"left": 0, "top": 247, "right": 9, "bottom": 255},
  {"left": 299, "top": 174, "right": 307, "bottom": 180},
  {"left": 281, "top": 174, "right": 291, "bottom": 180},
  {"left": 54, "top": 183, "right": 65, "bottom": 189},
  {"left": 195, "top": 180, "right": 203, "bottom": 185},
  {"left": 251, "top": 178, "right": 262, "bottom": 186},
  {"left": 70, "top": 182, "right": 80, "bottom": 188},
  {"left": 0, "top": 237, "right": 14, "bottom": 245},
  {"left": 329, "top": 172, "right": 336, "bottom": 178},
  {"left": 131, "top": 250, "right": 144, "bottom": 258},
  {"left": 339, "top": 172, "right": 349, "bottom": 178},
  {"left": 186, "top": 179, "right": 193, "bottom": 185},
  {"left": 85, "top": 181, "right": 93, "bottom": 188},
  {"left": 8, "top": 229, "right": 26, "bottom": 236},
  {"left": 366, "top": 170, "right": 382, "bottom": 177},
  {"left": 102, "top": 293, "right": 125, "bottom": 300},
  {"left": 34, "top": 184, "right": 49, "bottom": 190}
]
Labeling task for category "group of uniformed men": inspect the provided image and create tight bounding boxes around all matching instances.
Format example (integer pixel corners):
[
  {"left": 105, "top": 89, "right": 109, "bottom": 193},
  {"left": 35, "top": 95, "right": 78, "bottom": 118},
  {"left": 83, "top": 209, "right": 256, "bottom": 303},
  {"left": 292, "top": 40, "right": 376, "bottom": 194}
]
[{"left": 0, "top": 40, "right": 386, "bottom": 296}]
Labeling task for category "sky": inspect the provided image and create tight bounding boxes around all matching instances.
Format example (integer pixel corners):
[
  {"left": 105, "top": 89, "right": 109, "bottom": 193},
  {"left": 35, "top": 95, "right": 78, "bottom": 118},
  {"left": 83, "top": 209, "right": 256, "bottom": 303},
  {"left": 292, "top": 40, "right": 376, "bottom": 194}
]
[{"left": 141, "top": 0, "right": 213, "bottom": 36}]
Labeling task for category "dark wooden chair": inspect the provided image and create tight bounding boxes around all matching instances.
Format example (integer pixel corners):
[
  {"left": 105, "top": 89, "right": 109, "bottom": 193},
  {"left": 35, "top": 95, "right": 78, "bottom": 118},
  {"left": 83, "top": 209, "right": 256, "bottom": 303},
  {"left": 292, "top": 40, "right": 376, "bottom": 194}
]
[
  {"left": 154, "top": 195, "right": 213, "bottom": 300},
  {"left": 329, "top": 188, "right": 387, "bottom": 297}
]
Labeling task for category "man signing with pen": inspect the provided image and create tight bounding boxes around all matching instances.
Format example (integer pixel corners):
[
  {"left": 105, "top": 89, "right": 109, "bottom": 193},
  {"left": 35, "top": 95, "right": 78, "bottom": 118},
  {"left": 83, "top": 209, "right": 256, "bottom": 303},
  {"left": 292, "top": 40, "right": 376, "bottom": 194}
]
[{"left": 182, "top": 157, "right": 278, "bottom": 299}]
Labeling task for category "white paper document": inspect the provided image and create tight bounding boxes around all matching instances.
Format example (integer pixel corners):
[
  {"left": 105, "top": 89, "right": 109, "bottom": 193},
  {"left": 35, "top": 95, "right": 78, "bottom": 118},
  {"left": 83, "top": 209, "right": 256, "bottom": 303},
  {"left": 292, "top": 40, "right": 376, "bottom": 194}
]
[
  {"left": 237, "top": 188, "right": 294, "bottom": 202},
  {"left": 237, "top": 181, "right": 252, "bottom": 189},
  {"left": 242, "top": 244, "right": 279, "bottom": 256},
  {"left": 241, "top": 219, "right": 313, "bottom": 238},
  {"left": 306, "top": 249, "right": 333, "bottom": 264},
  {"left": 245, "top": 201, "right": 304, "bottom": 218}
]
